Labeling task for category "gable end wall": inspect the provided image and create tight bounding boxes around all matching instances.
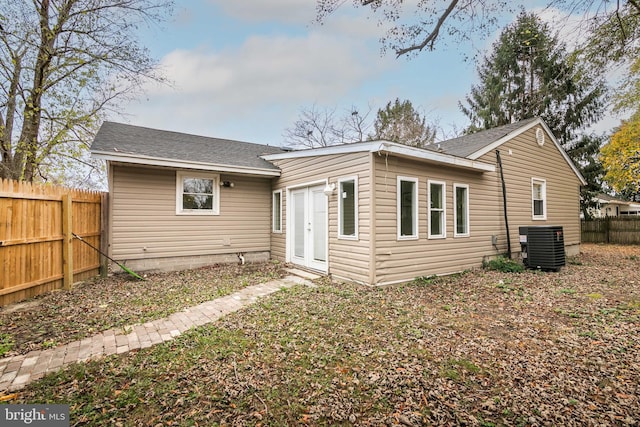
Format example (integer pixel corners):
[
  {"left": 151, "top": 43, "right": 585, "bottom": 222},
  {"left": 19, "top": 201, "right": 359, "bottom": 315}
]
[{"left": 476, "top": 126, "right": 582, "bottom": 255}]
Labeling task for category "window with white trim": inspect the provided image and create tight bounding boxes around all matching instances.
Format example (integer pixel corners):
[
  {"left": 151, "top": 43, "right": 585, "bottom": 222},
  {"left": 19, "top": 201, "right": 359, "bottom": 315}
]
[
  {"left": 532, "top": 178, "right": 547, "bottom": 220},
  {"left": 338, "top": 177, "right": 358, "bottom": 239},
  {"left": 272, "top": 190, "right": 282, "bottom": 233},
  {"left": 176, "top": 171, "right": 219, "bottom": 215},
  {"left": 397, "top": 176, "right": 418, "bottom": 239},
  {"left": 428, "top": 180, "right": 446, "bottom": 238},
  {"left": 454, "top": 184, "right": 469, "bottom": 237}
]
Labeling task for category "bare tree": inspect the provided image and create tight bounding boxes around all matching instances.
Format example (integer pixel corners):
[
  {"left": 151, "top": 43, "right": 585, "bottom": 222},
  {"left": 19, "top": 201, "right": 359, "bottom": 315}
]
[
  {"left": 315, "top": 0, "right": 640, "bottom": 58},
  {"left": 0, "top": 0, "right": 173, "bottom": 182},
  {"left": 283, "top": 103, "right": 374, "bottom": 148}
]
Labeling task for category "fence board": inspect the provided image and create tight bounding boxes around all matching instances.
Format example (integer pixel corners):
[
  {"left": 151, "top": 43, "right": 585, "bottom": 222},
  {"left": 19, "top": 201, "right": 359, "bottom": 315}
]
[
  {"left": 581, "top": 217, "right": 640, "bottom": 245},
  {"left": 0, "top": 178, "right": 106, "bottom": 306}
]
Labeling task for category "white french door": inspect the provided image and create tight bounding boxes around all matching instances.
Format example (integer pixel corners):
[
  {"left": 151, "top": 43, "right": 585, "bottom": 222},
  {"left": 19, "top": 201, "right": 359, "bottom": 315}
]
[{"left": 289, "top": 185, "right": 327, "bottom": 272}]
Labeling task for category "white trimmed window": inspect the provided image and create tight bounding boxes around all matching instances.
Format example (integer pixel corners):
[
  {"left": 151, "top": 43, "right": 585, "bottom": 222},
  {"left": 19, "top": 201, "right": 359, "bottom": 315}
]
[
  {"left": 176, "top": 171, "right": 219, "bottom": 215},
  {"left": 338, "top": 177, "right": 358, "bottom": 239},
  {"left": 454, "top": 183, "right": 469, "bottom": 237},
  {"left": 532, "top": 178, "right": 547, "bottom": 220},
  {"left": 397, "top": 176, "right": 418, "bottom": 240},
  {"left": 428, "top": 180, "right": 446, "bottom": 239},
  {"left": 272, "top": 190, "right": 282, "bottom": 233}
]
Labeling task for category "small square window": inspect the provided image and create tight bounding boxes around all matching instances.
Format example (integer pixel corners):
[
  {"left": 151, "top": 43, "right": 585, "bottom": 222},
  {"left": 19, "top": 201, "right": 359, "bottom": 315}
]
[{"left": 176, "top": 171, "right": 219, "bottom": 215}]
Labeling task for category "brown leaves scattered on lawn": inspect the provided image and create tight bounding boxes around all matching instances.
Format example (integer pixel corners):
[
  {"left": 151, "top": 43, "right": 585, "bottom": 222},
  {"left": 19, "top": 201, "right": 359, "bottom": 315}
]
[
  {"left": 13, "top": 244, "right": 640, "bottom": 425},
  {"left": 0, "top": 261, "right": 286, "bottom": 357}
]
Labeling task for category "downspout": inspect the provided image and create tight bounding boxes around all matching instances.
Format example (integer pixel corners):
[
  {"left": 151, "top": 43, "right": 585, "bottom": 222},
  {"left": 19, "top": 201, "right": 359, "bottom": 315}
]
[
  {"left": 496, "top": 150, "right": 512, "bottom": 259},
  {"left": 368, "top": 151, "right": 377, "bottom": 286}
]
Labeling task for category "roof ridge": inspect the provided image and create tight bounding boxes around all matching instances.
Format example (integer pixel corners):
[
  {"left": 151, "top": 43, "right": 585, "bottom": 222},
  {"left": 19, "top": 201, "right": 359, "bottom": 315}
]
[{"left": 102, "top": 121, "right": 280, "bottom": 149}]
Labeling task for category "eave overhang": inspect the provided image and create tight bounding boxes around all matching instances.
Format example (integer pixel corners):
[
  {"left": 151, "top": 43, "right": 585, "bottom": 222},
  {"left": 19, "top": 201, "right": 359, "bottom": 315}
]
[
  {"left": 262, "top": 140, "right": 495, "bottom": 173},
  {"left": 92, "top": 151, "right": 281, "bottom": 177}
]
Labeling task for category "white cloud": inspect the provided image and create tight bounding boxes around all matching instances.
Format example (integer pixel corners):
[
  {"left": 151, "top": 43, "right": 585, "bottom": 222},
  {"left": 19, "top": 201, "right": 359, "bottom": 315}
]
[
  {"left": 207, "top": 0, "right": 317, "bottom": 25},
  {"left": 154, "top": 32, "right": 387, "bottom": 106},
  {"left": 122, "top": 24, "right": 395, "bottom": 142}
]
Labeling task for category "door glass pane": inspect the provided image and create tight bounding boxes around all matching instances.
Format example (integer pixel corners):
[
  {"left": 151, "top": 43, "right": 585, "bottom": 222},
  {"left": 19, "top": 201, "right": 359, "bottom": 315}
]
[
  {"left": 293, "top": 192, "right": 305, "bottom": 258},
  {"left": 312, "top": 190, "right": 326, "bottom": 262}
]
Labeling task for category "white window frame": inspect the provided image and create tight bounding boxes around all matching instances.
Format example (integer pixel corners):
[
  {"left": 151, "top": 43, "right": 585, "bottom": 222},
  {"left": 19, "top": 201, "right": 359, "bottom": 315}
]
[
  {"left": 397, "top": 176, "right": 419, "bottom": 240},
  {"left": 272, "top": 189, "right": 282, "bottom": 233},
  {"left": 453, "top": 183, "right": 470, "bottom": 237},
  {"left": 176, "top": 171, "right": 220, "bottom": 215},
  {"left": 531, "top": 178, "right": 547, "bottom": 220},
  {"left": 428, "top": 180, "right": 447, "bottom": 239},
  {"left": 338, "top": 176, "right": 358, "bottom": 240}
]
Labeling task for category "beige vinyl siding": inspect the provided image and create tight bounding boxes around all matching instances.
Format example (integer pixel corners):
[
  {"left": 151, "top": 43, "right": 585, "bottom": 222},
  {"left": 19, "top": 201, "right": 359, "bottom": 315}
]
[
  {"left": 476, "top": 126, "right": 582, "bottom": 252},
  {"left": 373, "top": 154, "right": 502, "bottom": 285},
  {"left": 270, "top": 152, "right": 371, "bottom": 284},
  {"left": 111, "top": 165, "right": 272, "bottom": 261}
]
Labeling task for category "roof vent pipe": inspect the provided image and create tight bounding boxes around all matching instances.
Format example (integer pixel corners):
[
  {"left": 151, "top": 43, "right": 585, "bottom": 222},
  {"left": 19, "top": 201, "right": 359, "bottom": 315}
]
[{"left": 496, "top": 150, "right": 512, "bottom": 259}]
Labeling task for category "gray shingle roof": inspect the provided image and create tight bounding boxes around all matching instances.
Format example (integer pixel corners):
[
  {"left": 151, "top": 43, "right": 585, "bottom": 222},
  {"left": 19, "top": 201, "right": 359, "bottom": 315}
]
[
  {"left": 435, "top": 117, "right": 540, "bottom": 158},
  {"left": 91, "top": 122, "right": 284, "bottom": 171}
]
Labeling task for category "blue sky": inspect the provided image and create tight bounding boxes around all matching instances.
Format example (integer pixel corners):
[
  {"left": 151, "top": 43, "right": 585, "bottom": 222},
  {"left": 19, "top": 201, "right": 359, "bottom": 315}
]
[{"left": 116, "top": 0, "right": 618, "bottom": 146}]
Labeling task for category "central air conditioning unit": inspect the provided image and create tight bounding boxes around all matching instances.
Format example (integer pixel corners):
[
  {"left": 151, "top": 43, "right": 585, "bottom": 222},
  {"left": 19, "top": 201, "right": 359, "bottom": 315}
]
[{"left": 518, "top": 226, "right": 566, "bottom": 271}]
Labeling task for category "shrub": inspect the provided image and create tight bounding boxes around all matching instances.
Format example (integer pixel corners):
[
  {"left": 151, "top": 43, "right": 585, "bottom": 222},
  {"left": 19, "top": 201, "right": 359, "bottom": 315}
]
[{"left": 483, "top": 256, "right": 525, "bottom": 273}]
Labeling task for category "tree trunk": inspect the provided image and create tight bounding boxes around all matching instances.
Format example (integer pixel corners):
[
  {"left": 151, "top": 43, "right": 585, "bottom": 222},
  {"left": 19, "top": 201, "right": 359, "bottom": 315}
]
[{"left": 15, "top": 0, "right": 56, "bottom": 181}]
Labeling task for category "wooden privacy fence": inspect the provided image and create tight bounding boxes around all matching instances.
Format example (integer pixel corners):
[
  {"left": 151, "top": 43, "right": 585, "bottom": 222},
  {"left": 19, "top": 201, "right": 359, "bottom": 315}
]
[
  {"left": 581, "top": 217, "right": 640, "bottom": 245},
  {"left": 0, "top": 179, "right": 107, "bottom": 306}
]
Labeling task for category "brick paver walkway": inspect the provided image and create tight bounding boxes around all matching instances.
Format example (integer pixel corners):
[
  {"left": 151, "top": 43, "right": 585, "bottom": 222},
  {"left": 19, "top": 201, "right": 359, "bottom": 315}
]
[{"left": 0, "top": 274, "right": 313, "bottom": 393}]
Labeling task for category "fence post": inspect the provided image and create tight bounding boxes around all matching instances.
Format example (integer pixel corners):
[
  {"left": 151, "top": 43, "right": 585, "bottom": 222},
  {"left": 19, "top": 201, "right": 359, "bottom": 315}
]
[
  {"left": 62, "top": 194, "right": 74, "bottom": 290},
  {"left": 99, "top": 192, "right": 109, "bottom": 277},
  {"left": 605, "top": 216, "right": 611, "bottom": 244}
]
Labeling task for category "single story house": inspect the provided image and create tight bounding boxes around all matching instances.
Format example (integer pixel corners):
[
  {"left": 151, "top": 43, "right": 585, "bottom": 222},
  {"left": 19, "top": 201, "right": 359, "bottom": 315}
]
[
  {"left": 587, "top": 193, "right": 640, "bottom": 218},
  {"left": 91, "top": 117, "right": 585, "bottom": 286}
]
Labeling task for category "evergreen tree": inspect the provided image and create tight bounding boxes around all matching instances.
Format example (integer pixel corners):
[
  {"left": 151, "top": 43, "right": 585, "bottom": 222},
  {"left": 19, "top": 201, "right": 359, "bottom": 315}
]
[
  {"left": 373, "top": 98, "right": 436, "bottom": 148},
  {"left": 570, "top": 134, "right": 606, "bottom": 219},
  {"left": 461, "top": 12, "right": 606, "bottom": 143},
  {"left": 460, "top": 12, "right": 607, "bottom": 213}
]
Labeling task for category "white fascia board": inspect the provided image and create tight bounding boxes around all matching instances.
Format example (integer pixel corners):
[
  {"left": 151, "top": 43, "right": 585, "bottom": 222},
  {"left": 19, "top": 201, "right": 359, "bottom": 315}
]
[
  {"left": 92, "top": 151, "right": 281, "bottom": 177},
  {"left": 467, "top": 117, "right": 587, "bottom": 186},
  {"left": 261, "top": 142, "right": 377, "bottom": 160},
  {"left": 378, "top": 141, "right": 495, "bottom": 172},
  {"left": 262, "top": 140, "right": 495, "bottom": 173}
]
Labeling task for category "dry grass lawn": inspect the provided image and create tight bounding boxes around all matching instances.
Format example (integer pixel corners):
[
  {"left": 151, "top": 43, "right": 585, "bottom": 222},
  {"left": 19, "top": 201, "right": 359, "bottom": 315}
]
[{"left": 4, "top": 244, "right": 640, "bottom": 426}]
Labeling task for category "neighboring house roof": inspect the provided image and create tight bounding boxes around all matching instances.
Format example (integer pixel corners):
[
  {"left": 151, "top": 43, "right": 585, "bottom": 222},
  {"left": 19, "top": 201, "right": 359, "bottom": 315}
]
[
  {"left": 262, "top": 140, "right": 496, "bottom": 173},
  {"left": 434, "top": 117, "right": 587, "bottom": 185},
  {"left": 595, "top": 193, "right": 631, "bottom": 205},
  {"left": 594, "top": 194, "right": 640, "bottom": 209},
  {"left": 91, "top": 121, "right": 284, "bottom": 176}
]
